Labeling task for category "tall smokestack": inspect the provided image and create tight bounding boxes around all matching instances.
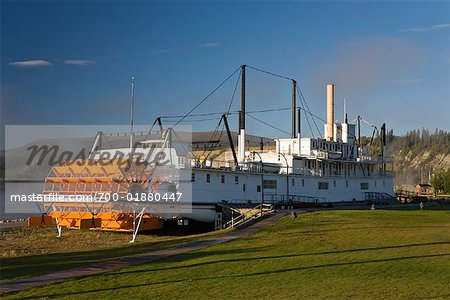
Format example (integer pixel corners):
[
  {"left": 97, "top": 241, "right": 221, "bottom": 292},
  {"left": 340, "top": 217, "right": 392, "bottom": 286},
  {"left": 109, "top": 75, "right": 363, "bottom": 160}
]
[{"left": 326, "top": 84, "right": 334, "bottom": 141}]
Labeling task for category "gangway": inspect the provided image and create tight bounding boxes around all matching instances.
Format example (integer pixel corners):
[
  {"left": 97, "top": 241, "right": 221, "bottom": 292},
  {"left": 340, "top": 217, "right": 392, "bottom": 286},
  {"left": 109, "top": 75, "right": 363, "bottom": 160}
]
[{"left": 220, "top": 203, "right": 273, "bottom": 229}]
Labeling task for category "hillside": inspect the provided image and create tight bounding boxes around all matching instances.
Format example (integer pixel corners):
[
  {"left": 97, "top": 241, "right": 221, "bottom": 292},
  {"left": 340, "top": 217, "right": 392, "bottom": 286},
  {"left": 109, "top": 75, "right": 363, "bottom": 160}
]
[{"left": 387, "top": 129, "right": 450, "bottom": 188}]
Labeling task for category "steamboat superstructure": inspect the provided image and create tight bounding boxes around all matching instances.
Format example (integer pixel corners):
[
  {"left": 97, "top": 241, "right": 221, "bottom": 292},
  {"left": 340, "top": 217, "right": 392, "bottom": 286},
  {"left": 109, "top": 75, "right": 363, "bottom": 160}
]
[
  {"left": 39, "top": 65, "right": 394, "bottom": 234},
  {"left": 187, "top": 68, "right": 393, "bottom": 213}
]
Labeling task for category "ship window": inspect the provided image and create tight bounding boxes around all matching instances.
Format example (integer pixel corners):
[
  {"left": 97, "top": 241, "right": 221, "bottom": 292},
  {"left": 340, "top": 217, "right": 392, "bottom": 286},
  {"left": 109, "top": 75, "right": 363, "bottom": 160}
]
[
  {"left": 346, "top": 180, "right": 348, "bottom": 188},
  {"left": 221, "top": 175, "right": 225, "bottom": 184},
  {"left": 206, "top": 174, "right": 211, "bottom": 183},
  {"left": 361, "top": 182, "right": 369, "bottom": 190},
  {"left": 318, "top": 182, "right": 328, "bottom": 190},
  {"left": 178, "top": 157, "right": 185, "bottom": 167},
  {"left": 263, "top": 180, "right": 277, "bottom": 189},
  {"left": 383, "top": 180, "right": 385, "bottom": 187},
  {"left": 191, "top": 173, "right": 195, "bottom": 183},
  {"left": 375, "top": 181, "right": 377, "bottom": 187},
  {"left": 257, "top": 185, "right": 261, "bottom": 192},
  {"left": 333, "top": 180, "right": 336, "bottom": 188},
  {"left": 243, "top": 184, "right": 246, "bottom": 192},
  {"left": 235, "top": 176, "right": 239, "bottom": 184},
  {"left": 292, "top": 178, "right": 295, "bottom": 186},
  {"left": 302, "top": 179, "right": 305, "bottom": 187}
]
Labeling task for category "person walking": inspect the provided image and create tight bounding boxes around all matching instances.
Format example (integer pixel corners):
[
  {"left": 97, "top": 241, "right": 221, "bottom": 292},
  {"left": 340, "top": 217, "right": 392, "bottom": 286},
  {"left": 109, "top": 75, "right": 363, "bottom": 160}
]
[{"left": 291, "top": 211, "right": 297, "bottom": 222}]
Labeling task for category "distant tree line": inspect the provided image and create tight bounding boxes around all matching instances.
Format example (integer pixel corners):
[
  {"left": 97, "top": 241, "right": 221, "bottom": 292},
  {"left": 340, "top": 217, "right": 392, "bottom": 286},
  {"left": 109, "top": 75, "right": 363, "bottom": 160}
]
[
  {"left": 361, "top": 128, "right": 449, "bottom": 158},
  {"left": 389, "top": 128, "right": 450, "bottom": 156}
]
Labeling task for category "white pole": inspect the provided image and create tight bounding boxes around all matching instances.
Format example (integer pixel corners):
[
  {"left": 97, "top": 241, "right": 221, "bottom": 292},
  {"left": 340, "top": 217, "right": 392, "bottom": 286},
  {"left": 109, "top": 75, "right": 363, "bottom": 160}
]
[
  {"left": 130, "top": 76, "right": 135, "bottom": 149},
  {"left": 239, "top": 129, "right": 246, "bottom": 163}
]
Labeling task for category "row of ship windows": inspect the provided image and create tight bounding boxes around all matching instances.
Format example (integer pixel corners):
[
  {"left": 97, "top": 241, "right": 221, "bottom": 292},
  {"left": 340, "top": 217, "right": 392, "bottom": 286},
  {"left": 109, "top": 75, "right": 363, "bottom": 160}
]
[
  {"left": 191, "top": 173, "right": 240, "bottom": 184},
  {"left": 191, "top": 173, "right": 385, "bottom": 190},
  {"left": 191, "top": 173, "right": 305, "bottom": 190},
  {"left": 318, "top": 181, "right": 385, "bottom": 190},
  {"left": 311, "top": 141, "right": 352, "bottom": 153}
]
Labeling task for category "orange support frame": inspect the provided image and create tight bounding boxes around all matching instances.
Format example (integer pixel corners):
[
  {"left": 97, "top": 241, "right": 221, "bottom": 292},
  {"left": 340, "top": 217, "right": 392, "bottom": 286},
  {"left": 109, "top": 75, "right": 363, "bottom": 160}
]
[
  {"left": 49, "top": 210, "right": 163, "bottom": 231},
  {"left": 33, "top": 159, "right": 165, "bottom": 232}
]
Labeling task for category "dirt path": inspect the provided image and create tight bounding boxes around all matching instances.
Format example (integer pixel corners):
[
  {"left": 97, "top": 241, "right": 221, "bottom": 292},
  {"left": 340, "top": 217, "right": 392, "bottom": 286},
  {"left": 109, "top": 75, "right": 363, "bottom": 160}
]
[{"left": 0, "top": 212, "right": 286, "bottom": 294}]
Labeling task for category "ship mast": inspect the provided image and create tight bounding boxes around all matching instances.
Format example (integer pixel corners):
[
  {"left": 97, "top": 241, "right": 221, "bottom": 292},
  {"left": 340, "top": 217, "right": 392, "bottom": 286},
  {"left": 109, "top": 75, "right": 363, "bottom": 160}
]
[
  {"left": 344, "top": 98, "right": 348, "bottom": 123},
  {"left": 238, "top": 65, "right": 246, "bottom": 163},
  {"left": 292, "top": 80, "right": 297, "bottom": 138}
]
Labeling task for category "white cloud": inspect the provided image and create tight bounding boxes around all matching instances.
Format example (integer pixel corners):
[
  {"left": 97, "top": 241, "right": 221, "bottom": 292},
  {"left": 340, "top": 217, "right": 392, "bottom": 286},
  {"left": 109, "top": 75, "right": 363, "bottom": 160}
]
[
  {"left": 389, "top": 78, "right": 424, "bottom": 84},
  {"left": 9, "top": 60, "right": 53, "bottom": 68},
  {"left": 64, "top": 60, "right": 96, "bottom": 66},
  {"left": 149, "top": 48, "right": 176, "bottom": 55},
  {"left": 399, "top": 23, "right": 450, "bottom": 33},
  {"left": 431, "top": 24, "right": 450, "bottom": 30},
  {"left": 197, "top": 42, "right": 218, "bottom": 48}
]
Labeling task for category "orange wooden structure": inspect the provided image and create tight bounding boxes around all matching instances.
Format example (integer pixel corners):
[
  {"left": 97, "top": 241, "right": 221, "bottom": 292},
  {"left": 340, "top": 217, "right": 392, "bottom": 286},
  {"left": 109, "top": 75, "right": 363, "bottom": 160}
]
[{"left": 29, "top": 158, "right": 164, "bottom": 232}]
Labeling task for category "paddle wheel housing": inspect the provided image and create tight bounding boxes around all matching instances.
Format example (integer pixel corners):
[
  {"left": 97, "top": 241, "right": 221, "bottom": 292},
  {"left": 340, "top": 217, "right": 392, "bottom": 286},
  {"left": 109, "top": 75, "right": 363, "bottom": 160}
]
[{"left": 30, "top": 158, "right": 165, "bottom": 232}]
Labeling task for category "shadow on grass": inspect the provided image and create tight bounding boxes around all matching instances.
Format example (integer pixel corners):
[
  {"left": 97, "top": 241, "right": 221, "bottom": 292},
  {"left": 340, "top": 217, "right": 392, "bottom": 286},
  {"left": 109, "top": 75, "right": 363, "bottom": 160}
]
[
  {"left": 381, "top": 205, "right": 450, "bottom": 211},
  {"left": 0, "top": 236, "right": 198, "bottom": 281},
  {"left": 10, "top": 252, "right": 450, "bottom": 299},
  {"left": 291, "top": 225, "right": 450, "bottom": 234},
  {"left": 98, "top": 241, "right": 450, "bottom": 276}
]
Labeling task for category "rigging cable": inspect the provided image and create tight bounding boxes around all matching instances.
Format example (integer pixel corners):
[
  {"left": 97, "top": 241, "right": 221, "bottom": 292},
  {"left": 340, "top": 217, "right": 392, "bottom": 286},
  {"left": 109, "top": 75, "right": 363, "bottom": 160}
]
[
  {"left": 301, "top": 106, "right": 315, "bottom": 138},
  {"left": 244, "top": 64, "right": 325, "bottom": 138},
  {"left": 173, "top": 117, "right": 223, "bottom": 123},
  {"left": 172, "top": 129, "right": 198, "bottom": 160},
  {"left": 246, "top": 107, "right": 291, "bottom": 114},
  {"left": 205, "top": 67, "right": 242, "bottom": 158},
  {"left": 296, "top": 85, "right": 323, "bottom": 136},
  {"left": 174, "top": 66, "right": 241, "bottom": 127},
  {"left": 246, "top": 65, "right": 293, "bottom": 81},
  {"left": 246, "top": 113, "right": 291, "bottom": 136},
  {"left": 226, "top": 68, "right": 242, "bottom": 114},
  {"left": 160, "top": 107, "right": 291, "bottom": 119},
  {"left": 203, "top": 117, "right": 223, "bottom": 158}
]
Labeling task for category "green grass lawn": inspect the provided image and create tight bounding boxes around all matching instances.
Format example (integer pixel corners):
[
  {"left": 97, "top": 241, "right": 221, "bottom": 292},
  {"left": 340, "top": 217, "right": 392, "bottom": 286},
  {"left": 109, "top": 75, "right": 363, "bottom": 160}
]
[
  {"left": 3, "top": 209, "right": 450, "bottom": 299},
  {"left": 0, "top": 227, "right": 227, "bottom": 282}
]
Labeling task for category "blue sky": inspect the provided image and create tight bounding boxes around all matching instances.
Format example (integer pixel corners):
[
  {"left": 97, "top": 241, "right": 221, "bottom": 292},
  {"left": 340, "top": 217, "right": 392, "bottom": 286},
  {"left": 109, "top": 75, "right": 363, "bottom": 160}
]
[{"left": 1, "top": 0, "right": 449, "bottom": 140}]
